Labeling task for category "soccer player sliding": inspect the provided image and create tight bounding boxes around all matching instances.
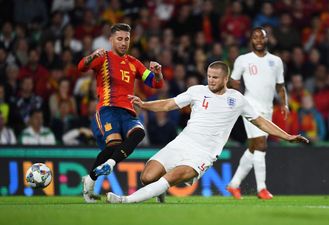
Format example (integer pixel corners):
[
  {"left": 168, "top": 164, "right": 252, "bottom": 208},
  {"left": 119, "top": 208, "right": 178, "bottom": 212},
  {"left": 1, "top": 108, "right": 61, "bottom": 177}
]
[{"left": 106, "top": 61, "right": 308, "bottom": 204}]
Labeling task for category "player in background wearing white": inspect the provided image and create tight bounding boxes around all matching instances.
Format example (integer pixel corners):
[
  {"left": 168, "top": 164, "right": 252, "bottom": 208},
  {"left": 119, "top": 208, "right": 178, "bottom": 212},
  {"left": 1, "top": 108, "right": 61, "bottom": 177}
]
[
  {"left": 106, "top": 61, "right": 308, "bottom": 204},
  {"left": 226, "top": 27, "right": 289, "bottom": 200}
]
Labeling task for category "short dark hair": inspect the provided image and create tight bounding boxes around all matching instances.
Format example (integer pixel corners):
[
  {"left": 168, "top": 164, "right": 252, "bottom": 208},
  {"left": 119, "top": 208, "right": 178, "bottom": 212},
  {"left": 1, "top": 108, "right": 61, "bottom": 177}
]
[
  {"left": 110, "top": 23, "right": 131, "bottom": 34},
  {"left": 251, "top": 26, "right": 267, "bottom": 38},
  {"left": 208, "top": 61, "right": 230, "bottom": 76}
]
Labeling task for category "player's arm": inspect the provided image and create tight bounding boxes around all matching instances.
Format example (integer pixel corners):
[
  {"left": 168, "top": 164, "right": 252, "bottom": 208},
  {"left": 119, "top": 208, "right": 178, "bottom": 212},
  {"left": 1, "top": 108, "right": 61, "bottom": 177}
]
[
  {"left": 128, "top": 95, "right": 179, "bottom": 112},
  {"left": 77, "top": 48, "right": 106, "bottom": 72},
  {"left": 276, "top": 83, "right": 289, "bottom": 120},
  {"left": 229, "top": 78, "right": 241, "bottom": 90},
  {"left": 136, "top": 60, "right": 164, "bottom": 88},
  {"left": 250, "top": 116, "right": 309, "bottom": 143}
]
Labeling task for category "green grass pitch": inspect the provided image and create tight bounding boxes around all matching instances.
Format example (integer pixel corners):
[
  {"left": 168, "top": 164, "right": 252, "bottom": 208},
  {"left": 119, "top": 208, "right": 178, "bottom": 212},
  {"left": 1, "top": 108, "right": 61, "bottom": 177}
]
[{"left": 1, "top": 196, "right": 328, "bottom": 225}]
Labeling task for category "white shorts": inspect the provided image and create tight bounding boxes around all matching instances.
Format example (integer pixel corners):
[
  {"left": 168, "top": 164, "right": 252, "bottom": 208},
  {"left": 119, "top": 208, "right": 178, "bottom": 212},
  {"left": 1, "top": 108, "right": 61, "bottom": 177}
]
[
  {"left": 149, "top": 133, "right": 214, "bottom": 185},
  {"left": 243, "top": 111, "right": 272, "bottom": 138}
]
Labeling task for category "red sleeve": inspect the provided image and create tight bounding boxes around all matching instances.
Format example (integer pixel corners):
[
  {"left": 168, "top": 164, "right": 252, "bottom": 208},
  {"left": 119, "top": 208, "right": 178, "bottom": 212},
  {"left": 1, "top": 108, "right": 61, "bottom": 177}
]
[
  {"left": 77, "top": 56, "right": 104, "bottom": 72},
  {"left": 132, "top": 57, "right": 147, "bottom": 80},
  {"left": 132, "top": 57, "right": 163, "bottom": 89}
]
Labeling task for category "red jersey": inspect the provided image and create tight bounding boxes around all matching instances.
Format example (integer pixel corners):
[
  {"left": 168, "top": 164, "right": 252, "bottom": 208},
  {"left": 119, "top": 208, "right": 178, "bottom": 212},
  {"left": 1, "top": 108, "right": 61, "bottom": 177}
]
[{"left": 78, "top": 51, "right": 163, "bottom": 115}]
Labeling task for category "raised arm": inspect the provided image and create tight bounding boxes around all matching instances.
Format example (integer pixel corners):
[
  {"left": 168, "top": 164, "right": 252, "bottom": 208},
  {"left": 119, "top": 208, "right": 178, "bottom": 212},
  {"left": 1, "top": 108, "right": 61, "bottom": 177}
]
[
  {"left": 250, "top": 116, "right": 309, "bottom": 143},
  {"left": 276, "top": 83, "right": 289, "bottom": 120},
  {"left": 128, "top": 95, "right": 179, "bottom": 112},
  {"left": 77, "top": 48, "right": 106, "bottom": 72}
]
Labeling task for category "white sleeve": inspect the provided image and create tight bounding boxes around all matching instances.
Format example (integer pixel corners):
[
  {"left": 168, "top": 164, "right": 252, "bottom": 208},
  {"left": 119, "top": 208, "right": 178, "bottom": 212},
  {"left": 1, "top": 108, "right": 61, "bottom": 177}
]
[
  {"left": 174, "top": 88, "right": 192, "bottom": 108},
  {"left": 276, "top": 58, "right": 285, "bottom": 84},
  {"left": 241, "top": 97, "right": 260, "bottom": 121},
  {"left": 62, "top": 129, "right": 80, "bottom": 145},
  {"left": 230, "top": 56, "right": 244, "bottom": 81}
]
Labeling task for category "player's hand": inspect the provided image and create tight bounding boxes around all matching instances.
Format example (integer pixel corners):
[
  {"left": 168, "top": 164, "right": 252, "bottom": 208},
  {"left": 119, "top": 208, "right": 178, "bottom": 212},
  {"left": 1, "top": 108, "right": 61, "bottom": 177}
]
[
  {"left": 91, "top": 48, "right": 106, "bottom": 58},
  {"left": 281, "top": 105, "right": 289, "bottom": 120},
  {"left": 287, "top": 134, "right": 309, "bottom": 144},
  {"left": 150, "top": 61, "right": 162, "bottom": 76},
  {"left": 128, "top": 95, "right": 144, "bottom": 108},
  {"left": 84, "top": 48, "right": 106, "bottom": 66}
]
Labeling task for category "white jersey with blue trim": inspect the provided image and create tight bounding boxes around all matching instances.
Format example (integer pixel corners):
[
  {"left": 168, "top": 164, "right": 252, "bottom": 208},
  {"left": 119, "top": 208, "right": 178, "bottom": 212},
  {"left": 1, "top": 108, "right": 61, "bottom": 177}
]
[
  {"left": 173, "top": 85, "right": 259, "bottom": 158},
  {"left": 231, "top": 52, "right": 284, "bottom": 113}
]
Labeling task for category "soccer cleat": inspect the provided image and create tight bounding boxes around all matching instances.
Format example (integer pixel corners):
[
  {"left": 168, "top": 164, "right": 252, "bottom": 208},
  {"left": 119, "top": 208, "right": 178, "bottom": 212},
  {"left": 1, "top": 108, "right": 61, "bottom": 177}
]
[
  {"left": 226, "top": 186, "right": 242, "bottom": 200},
  {"left": 106, "top": 192, "right": 123, "bottom": 204},
  {"left": 94, "top": 163, "right": 113, "bottom": 176},
  {"left": 156, "top": 192, "right": 166, "bottom": 203},
  {"left": 257, "top": 189, "right": 273, "bottom": 200},
  {"left": 82, "top": 175, "right": 101, "bottom": 203}
]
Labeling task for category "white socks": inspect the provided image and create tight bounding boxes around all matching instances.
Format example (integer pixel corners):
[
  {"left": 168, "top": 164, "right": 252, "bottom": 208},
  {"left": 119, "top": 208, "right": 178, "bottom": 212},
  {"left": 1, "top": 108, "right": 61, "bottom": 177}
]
[
  {"left": 229, "top": 149, "right": 267, "bottom": 192},
  {"left": 106, "top": 159, "right": 116, "bottom": 168},
  {"left": 229, "top": 149, "right": 254, "bottom": 188},
  {"left": 253, "top": 150, "right": 266, "bottom": 192},
  {"left": 123, "top": 177, "right": 170, "bottom": 203}
]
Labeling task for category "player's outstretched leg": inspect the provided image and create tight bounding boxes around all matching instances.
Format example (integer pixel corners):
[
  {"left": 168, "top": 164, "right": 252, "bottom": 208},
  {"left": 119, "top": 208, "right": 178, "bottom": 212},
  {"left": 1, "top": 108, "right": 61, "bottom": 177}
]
[
  {"left": 106, "top": 177, "right": 170, "bottom": 204},
  {"left": 106, "top": 192, "right": 124, "bottom": 203},
  {"left": 82, "top": 175, "right": 101, "bottom": 203}
]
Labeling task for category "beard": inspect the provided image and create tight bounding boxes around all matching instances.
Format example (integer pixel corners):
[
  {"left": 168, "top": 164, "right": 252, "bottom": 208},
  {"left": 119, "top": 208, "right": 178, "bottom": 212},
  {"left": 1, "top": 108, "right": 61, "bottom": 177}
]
[{"left": 209, "top": 84, "right": 225, "bottom": 94}]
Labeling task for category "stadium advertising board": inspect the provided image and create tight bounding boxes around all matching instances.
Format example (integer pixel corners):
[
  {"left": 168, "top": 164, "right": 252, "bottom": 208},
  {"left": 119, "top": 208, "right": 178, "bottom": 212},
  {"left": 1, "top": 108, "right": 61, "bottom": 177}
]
[
  {"left": 0, "top": 147, "right": 232, "bottom": 196},
  {"left": 1, "top": 146, "right": 329, "bottom": 196}
]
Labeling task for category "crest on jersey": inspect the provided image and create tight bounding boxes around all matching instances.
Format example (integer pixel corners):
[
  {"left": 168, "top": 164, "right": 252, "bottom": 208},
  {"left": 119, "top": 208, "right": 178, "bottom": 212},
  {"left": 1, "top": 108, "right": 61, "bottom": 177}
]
[
  {"left": 227, "top": 97, "right": 236, "bottom": 108},
  {"left": 268, "top": 60, "right": 275, "bottom": 67}
]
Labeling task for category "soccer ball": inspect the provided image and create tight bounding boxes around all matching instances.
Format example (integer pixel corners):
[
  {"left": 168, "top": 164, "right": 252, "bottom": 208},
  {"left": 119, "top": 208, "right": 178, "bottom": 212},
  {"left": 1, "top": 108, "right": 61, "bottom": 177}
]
[{"left": 25, "top": 163, "right": 52, "bottom": 189}]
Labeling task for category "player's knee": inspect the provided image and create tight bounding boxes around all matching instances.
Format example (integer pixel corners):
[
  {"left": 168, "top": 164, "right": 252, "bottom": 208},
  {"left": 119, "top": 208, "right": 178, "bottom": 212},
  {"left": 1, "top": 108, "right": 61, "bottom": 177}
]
[
  {"left": 140, "top": 172, "right": 157, "bottom": 185},
  {"left": 256, "top": 143, "right": 267, "bottom": 151},
  {"left": 128, "top": 128, "right": 145, "bottom": 142},
  {"left": 106, "top": 139, "right": 122, "bottom": 147}
]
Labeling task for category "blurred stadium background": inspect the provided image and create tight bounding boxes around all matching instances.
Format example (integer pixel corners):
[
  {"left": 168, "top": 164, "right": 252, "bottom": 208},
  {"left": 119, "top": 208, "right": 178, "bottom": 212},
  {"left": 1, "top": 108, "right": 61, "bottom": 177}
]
[{"left": 0, "top": 0, "right": 329, "bottom": 198}]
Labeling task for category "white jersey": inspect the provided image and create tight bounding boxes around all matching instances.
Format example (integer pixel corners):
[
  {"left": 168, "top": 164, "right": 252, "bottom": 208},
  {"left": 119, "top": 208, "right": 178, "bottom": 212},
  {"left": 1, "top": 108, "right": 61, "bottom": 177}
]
[
  {"left": 231, "top": 52, "right": 284, "bottom": 113},
  {"left": 173, "top": 85, "right": 259, "bottom": 158}
]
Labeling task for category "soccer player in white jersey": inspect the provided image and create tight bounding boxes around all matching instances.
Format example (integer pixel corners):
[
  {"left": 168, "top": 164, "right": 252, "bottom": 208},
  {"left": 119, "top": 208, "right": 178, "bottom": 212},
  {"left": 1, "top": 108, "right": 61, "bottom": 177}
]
[
  {"left": 226, "top": 27, "right": 289, "bottom": 200},
  {"left": 105, "top": 61, "right": 308, "bottom": 204}
]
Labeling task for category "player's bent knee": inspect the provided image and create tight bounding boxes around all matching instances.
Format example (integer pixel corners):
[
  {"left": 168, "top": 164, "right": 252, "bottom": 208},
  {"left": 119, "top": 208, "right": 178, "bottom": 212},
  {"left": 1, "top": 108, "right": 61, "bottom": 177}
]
[
  {"left": 106, "top": 139, "right": 122, "bottom": 147},
  {"left": 127, "top": 127, "right": 145, "bottom": 141},
  {"left": 140, "top": 172, "right": 157, "bottom": 185}
]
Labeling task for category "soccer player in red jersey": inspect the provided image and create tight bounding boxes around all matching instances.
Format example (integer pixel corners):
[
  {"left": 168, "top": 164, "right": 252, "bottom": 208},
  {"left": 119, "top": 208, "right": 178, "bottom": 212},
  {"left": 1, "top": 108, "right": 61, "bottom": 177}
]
[{"left": 78, "top": 23, "right": 164, "bottom": 203}]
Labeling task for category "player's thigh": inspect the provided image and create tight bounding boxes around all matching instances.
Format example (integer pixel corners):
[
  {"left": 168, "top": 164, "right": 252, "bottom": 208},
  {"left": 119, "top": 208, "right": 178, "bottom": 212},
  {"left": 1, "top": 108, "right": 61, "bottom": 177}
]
[
  {"left": 163, "top": 165, "right": 198, "bottom": 186},
  {"left": 121, "top": 111, "right": 145, "bottom": 138},
  {"left": 96, "top": 107, "right": 123, "bottom": 146},
  {"left": 243, "top": 116, "right": 268, "bottom": 139},
  {"left": 91, "top": 113, "right": 106, "bottom": 150},
  {"left": 140, "top": 160, "right": 166, "bottom": 185},
  {"left": 243, "top": 114, "right": 271, "bottom": 151}
]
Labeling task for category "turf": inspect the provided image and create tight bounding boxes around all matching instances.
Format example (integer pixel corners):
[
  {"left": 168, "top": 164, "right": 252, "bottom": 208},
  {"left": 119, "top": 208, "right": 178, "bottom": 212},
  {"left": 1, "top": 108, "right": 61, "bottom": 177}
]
[{"left": 1, "top": 196, "right": 329, "bottom": 225}]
